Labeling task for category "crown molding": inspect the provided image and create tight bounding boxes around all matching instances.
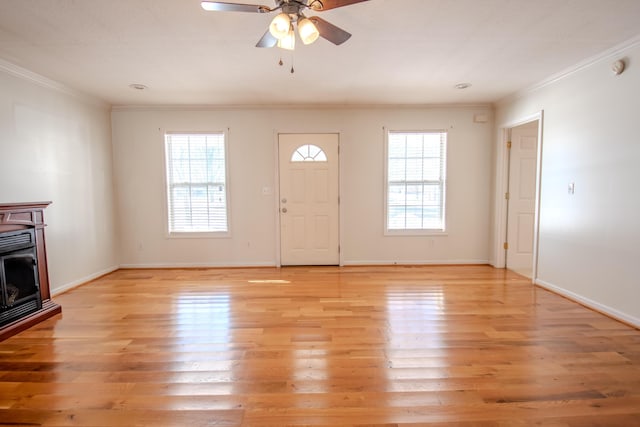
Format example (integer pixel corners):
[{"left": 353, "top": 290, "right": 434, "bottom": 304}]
[
  {"left": 0, "top": 58, "right": 109, "bottom": 109},
  {"left": 111, "top": 102, "right": 493, "bottom": 112},
  {"left": 496, "top": 34, "right": 640, "bottom": 107}
]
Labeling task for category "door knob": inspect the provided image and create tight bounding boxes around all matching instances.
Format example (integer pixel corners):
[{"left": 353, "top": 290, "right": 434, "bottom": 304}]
[
  {"left": 281, "top": 198, "right": 287, "bottom": 203},
  {"left": 281, "top": 208, "right": 288, "bottom": 213}
]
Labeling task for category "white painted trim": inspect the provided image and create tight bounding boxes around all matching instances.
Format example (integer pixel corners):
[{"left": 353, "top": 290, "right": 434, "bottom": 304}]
[
  {"left": 118, "top": 262, "right": 277, "bottom": 269},
  {"left": 273, "top": 129, "right": 282, "bottom": 267},
  {"left": 492, "top": 127, "right": 510, "bottom": 269},
  {"left": 536, "top": 278, "right": 640, "bottom": 329},
  {"left": 111, "top": 103, "right": 494, "bottom": 112},
  {"left": 531, "top": 115, "right": 545, "bottom": 283},
  {"left": 0, "top": 58, "right": 74, "bottom": 94},
  {"left": 161, "top": 129, "right": 232, "bottom": 238},
  {"left": 494, "top": 111, "right": 543, "bottom": 284},
  {"left": 497, "top": 34, "right": 640, "bottom": 106},
  {"left": 383, "top": 128, "right": 448, "bottom": 235},
  {"left": 51, "top": 265, "right": 119, "bottom": 296},
  {"left": 342, "top": 259, "right": 489, "bottom": 266},
  {"left": 337, "top": 133, "right": 343, "bottom": 267},
  {"left": 0, "top": 58, "right": 108, "bottom": 108}
]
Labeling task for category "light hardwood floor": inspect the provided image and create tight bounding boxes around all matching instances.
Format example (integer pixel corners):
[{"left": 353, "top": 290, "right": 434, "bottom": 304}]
[{"left": 1, "top": 265, "right": 639, "bottom": 426}]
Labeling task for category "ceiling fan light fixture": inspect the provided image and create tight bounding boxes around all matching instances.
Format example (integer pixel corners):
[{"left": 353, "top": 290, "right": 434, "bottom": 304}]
[
  {"left": 298, "top": 17, "right": 319, "bottom": 45},
  {"left": 277, "top": 25, "right": 296, "bottom": 50},
  {"left": 269, "top": 13, "right": 291, "bottom": 40}
]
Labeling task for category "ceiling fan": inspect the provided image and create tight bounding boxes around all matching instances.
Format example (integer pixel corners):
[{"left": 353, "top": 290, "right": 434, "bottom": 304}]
[{"left": 201, "top": 0, "right": 370, "bottom": 49}]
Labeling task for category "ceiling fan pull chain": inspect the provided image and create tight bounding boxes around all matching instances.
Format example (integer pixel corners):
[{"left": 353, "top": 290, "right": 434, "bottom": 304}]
[{"left": 290, "top": 51, "right": 295, "bottom": 74}]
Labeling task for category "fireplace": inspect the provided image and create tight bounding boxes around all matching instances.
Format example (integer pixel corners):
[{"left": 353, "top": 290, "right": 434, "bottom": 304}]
[
  {"left": 0, "top": 229, "right": 42, "bottom": 326},
  {"left": 0, "top": 202, "right": 61, "bottom": 340}
]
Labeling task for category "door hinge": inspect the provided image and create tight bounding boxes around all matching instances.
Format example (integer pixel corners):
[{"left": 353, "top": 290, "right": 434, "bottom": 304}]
[
  {"left": 504, "top": 242, "right": 509, "bottom": 250},
  {"left": 505, "top": 192, "right": 510, "bottom": 200},
  {"left": 338, "top": 245, "right": 341, "bottom": 253},
  {"left": 507, "top": 141, "right": 512, "bottom": 149}
]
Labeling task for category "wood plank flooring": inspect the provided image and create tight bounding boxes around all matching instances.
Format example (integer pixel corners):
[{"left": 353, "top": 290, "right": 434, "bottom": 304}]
[{"left": 1, "top": 265, "right": 639, "bottom": 426}]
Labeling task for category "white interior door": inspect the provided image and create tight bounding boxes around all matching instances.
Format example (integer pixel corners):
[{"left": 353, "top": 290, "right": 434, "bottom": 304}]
[
  {"left": 278, "top": 134, "right": 339, "bottom": 266},
  {"left": 506, "top": 121, "right": 539, "bottom": 278}
]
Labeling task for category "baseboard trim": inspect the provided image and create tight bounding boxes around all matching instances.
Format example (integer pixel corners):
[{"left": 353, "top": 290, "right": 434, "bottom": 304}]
[
  {"left": 51, "top": 265, "right": 120, "bottom": 296},
  {"left": 342, "top": 259, "right": 489, "bottom": 266},
  {"left": 535, "top": 278, "right": 640, "bottom": 330},
  {"left": 118, "top": 261, "right": 277, "bottom": 269}
]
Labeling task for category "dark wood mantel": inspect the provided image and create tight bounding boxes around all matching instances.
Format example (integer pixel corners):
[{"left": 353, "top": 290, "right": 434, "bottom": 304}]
[{"left": 0, "top": 202, "right": 61, "bottom": 341}]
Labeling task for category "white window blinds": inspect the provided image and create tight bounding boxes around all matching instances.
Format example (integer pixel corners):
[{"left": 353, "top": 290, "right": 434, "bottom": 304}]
[
  {"left": 165, "top": 132, "right": 228, "bottom": 233},
  {"left": 386, "top": 131, "right": 447, "bottom": 231}
]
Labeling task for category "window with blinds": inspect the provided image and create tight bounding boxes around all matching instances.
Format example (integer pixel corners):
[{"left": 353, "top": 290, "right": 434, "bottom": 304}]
[
  {"left": 164, "top": 132, "right": 229, "bottom": 234},
  {"left": 386, "top": 130, "right": 447, "bottom": 232}
]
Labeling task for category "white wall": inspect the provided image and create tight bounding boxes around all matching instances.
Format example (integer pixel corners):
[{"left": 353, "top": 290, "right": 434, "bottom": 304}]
[
  {"left": 494, "top": 40, "right": 640, "bottom": 325},
  {"left": 0, "top": 64, "right": 119, "bottom": 294},
  {"left": 111, "top": 106, "right": 493, "bottom": 267}
]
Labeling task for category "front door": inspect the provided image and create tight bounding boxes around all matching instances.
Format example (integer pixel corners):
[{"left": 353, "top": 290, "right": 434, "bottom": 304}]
[
  {"left": 278, "top": 133, "right": 339, "bottom": 266},
  {"left": 506, "top": 121, "right": 539, "bottom": 278}
]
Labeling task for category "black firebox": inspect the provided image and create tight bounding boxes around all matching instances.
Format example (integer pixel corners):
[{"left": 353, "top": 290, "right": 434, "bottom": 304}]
[{"left": 0, "top": 229, "right": 42, "bottom": 327}]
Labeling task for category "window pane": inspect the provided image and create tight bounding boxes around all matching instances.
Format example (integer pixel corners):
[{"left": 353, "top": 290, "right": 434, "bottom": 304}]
[
  {"left": 424, "top": 134, "right": 441, "bottom": 155},
  {"left": 386, "top": 131, "right": 446, "bottom": 231},
  {"left": 406, "top": 207, "right": 423, "bottom": 229},
  {"left": 406, "top": 135, "right": 423, "bottom": 158},
  {"left": 388, "top": 183, "right": 406, "bottom": 205},
  {"left": 388, "top": 137, "right": 406, "bottom": 158},
  {"left": 165, "top": 133, "right": 228, "bottom": 233},
  {"left": 208, "top": 162, "right": 225, "bottom": 183},
  {"left": 423, "top": 158, "right": 441, "bottom": 180},
  {"left": 407, "top": 184, "right": 423, "bottom": 202},
  {"left": 190, "top": 159, "right": 208, "bottom": 183},
  {"left": 388, "top": 206, "right": 406, "bottom": 229},
  {"left": 388, "top": 158, "right": 406, "bottom": 181},
  {"left": 291, "top": 144, "right": 327, "bottom": 162},
  {"left": 171, "top": 159, "right": 190, "bottom": 183},
  {"left": 405, "top": 159, "right": 423, "bottom": 181}
]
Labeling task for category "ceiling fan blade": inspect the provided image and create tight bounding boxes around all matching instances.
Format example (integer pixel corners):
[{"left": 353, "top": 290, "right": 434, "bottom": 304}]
[
  {"left": 308, "top": 0, "right": 369, "bottom": 11},
  {"left": 201, "top": 1, "right": 272, "bottom": 13},
  {"left": 308, "top": 16, "right": 352, "bottom": 45},
  {"left": 256, "top": 30, "right": 278, "bottom": 48}
]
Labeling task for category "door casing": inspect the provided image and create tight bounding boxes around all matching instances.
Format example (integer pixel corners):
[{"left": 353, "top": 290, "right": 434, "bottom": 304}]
[{"left": 494, "top": 111, "right": 544, "bottom": 282}]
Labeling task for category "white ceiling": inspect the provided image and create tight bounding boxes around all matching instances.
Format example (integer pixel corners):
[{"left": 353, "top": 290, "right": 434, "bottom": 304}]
[{"left": 1, "top": 0, "right": 639, "bottom": 106}]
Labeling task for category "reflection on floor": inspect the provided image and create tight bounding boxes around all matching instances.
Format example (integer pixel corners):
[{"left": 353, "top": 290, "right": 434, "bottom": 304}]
[{"left": 1, "top": 265, "right": 639, "bottom": 426}]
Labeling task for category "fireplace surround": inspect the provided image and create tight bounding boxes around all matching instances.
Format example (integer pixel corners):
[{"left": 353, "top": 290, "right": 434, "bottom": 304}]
[
  {"left": 0, "top": 228, "right": 42, "bottom": 326},
  {"left": 0, "top": 202, "right": 61, "bottom": 340}
]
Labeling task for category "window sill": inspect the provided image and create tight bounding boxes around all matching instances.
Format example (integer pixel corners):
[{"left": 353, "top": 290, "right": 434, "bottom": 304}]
[
  {"left": 166, "top": 231, "right": 231, "bottom": 239},
  {"left": 384, "top": 230, "right": 448, "bottom": 237}
]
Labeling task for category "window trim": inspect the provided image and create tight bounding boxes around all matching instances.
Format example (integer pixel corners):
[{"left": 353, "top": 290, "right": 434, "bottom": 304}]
[
  {"left": 163, "top": 130, "right": 231, "bottom": 239},
  {"left": 384, "top": 129, "right": 448, "bottom": 236}
]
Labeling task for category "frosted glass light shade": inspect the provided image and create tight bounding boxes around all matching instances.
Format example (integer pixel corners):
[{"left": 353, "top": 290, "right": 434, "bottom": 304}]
[
  {"left": 298, "top": 18, "right": 319, "bottom": 45},
  {"left": 277, "top": 27, "right": 296, "bottom": 50},
  {"left": 269, "top": 13, "right": 291, "bottom": 40}
]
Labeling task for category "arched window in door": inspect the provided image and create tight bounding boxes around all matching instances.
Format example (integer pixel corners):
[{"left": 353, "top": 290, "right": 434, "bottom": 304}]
[{"left": 291, "top": 144, "right": 327, "bottom": 162}]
